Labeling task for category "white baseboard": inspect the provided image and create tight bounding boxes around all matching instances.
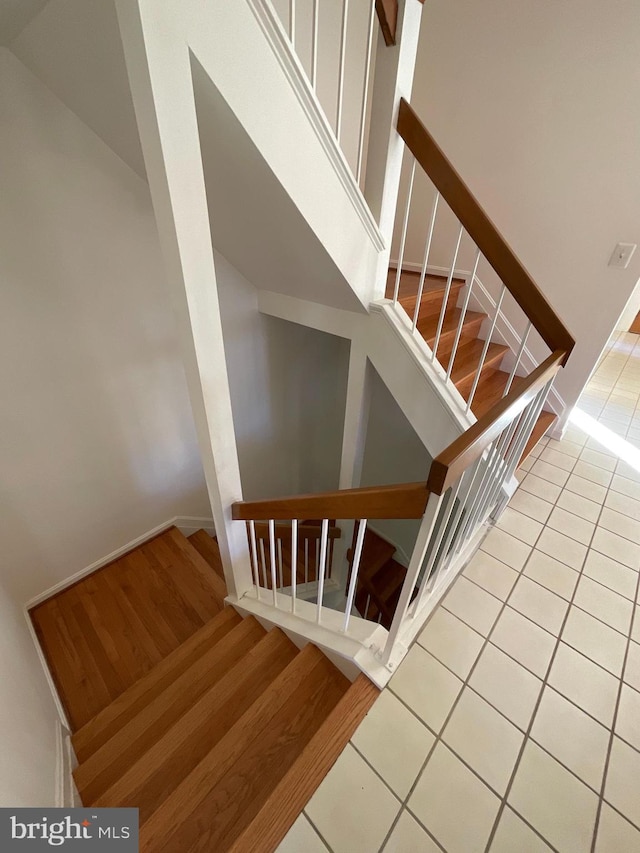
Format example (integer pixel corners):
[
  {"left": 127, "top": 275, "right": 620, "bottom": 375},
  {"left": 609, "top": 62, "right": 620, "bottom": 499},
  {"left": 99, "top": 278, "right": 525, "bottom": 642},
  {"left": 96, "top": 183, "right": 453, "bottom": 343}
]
[
  {"left": 25, "top": 515, "right": 215, "bottom": 734},
  {"left": 25, "top": 516, "right": 215, "bottom": 611},
  {"left": 55, "top": 721, "right": 78, "bottom": 808},
  {"left": 367, "top": 523, "right": 411, "bottom": 568}
]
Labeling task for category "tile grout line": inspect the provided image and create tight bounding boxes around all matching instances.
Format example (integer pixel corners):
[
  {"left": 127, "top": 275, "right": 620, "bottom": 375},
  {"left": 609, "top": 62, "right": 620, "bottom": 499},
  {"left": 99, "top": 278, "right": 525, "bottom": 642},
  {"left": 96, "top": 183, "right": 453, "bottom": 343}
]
[
  {"left": 484, "top": 332, "right": 640, "bottom": 851},
  {"left": 450, "top": 562, "right": 635, "bottom": 642},
  {"left": 589, "top": 542, "right": 640, "bottom": 850},
  {"left": 377, "top": 441, "right": 582, "bottom": 853},
  {"left": 389, "top": 389, "right": 638, "bottom": 851},
  {"left": 482, "top": 434, "right": 600, "bottom": 851},
  {"left": 301, "top": 333, "right": 640, "bottom": 853}
]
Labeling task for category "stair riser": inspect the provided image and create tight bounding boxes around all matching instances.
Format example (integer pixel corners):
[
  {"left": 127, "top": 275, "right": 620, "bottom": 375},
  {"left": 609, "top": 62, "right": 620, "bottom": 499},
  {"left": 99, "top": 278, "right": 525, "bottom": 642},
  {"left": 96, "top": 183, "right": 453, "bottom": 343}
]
[
  {"left": 94, "top": 632, "right": 299, "bottom": 823},
  {"left": 399, "top": 283, "right": 463, "bottom": 323},
  {"left": 426, "top": 315, "right": 485, "bottom": 359},
  {"left": 138, "top": 648, "right": 335, "bottom": 853},
  {"left": 75, "top": 619, "right": 265, "bottom": 804},
  {"left": 147, "top": 659, "right": 347, "bottom": 853},
  {"left": 72, "top": 608, "right": 241, "bottom": 764}
]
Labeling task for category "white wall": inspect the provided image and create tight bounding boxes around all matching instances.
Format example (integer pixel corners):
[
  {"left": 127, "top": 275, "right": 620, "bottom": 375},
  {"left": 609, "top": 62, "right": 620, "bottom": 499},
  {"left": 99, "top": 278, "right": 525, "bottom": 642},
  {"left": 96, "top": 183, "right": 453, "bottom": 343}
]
[
  {"left": 617, "top": 279, "right": 640, "bottom": 332},
  {"left": 0, "top": 48, "right": 211, "bottom": 603},
  {"left": 398, "top": 0, "right": 640, "bottom": 419},
  {"left": 216, "top": 254, "right": 350, "bottom": 500},
  {"left": 11, "top": 0, "right": 146, "bottom": 177},
  {"left": 360, "top": 368, "right": 432, "bottom": 559}
]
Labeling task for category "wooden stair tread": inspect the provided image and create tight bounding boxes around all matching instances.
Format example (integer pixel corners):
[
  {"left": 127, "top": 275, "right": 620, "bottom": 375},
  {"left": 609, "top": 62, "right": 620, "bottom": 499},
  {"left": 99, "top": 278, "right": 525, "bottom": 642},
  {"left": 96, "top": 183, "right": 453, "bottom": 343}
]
[
  {"left": 468, "top": 369, "right": 526, "bottom": 419},
  {"left": 357, "top": 530, "right": 396, "bottom": 580},
  {"left": 355, "top": 588, "right": 380, "bottom": 622},
  {"left": 522, "top": 411, "right": 556, "bottom": 462},
  {"left": 449, "top": 339, "right": 509, "bottom": 391},
  {"left": 418, "top": 307, "right": 486, "bottom": 348},
  {"left": 72, "top": 606, "right": 241, "bottom": 763},
  {"left": 385, "top": 268, "right": 465, "bottom": 301},
  {"left": 74, "top": 616, "right": 266, "bottom": 803},
  {"left": 31, "top": 527, "right": 228, "bottom": 731},
  {"left": 387, "top": 270, "right": 465, "bottom": 322},
  {"left": 94, "top": 628, "right": 299, "bottom": 822},
  {"left": 371, "top": 558, "right": 407, "bottom": 608},
  {"left": 164, "top": 527, "right": 227, "bottom": 611},
  {"left": 226, "top": 674, "right": 379, "bottom": 853},
  {"left": 139, "top": 645, "right": 351, "bottom": 853},
  {"left": 187, "top": 529, "right": 225, "bottom": 580}
]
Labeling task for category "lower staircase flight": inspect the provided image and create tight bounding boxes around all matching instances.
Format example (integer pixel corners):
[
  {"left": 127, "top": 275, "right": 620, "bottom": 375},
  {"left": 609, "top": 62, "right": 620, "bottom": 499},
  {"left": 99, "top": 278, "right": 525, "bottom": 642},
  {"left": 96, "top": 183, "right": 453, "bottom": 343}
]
[{"left": 30, "top": 527, "right": 378, "bottom": 852}]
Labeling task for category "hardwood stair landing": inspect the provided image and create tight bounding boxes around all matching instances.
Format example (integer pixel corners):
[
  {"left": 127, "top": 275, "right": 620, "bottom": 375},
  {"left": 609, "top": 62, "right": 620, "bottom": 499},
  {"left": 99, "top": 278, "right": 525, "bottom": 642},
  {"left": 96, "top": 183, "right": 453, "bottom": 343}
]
[
  {"left": 30, "top": 526, "right": 227, "bottom": 730},
  {"left": 33, "top": 527, "right": 378, "bottom": 851}
]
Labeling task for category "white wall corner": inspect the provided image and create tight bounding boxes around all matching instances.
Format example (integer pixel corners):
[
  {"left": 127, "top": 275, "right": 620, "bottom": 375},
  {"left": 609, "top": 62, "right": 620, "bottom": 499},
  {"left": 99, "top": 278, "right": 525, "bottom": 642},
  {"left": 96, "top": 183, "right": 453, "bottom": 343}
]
[
  {"left": 115, "top": 0, "right": 253, "bottom": 599},
  {"left": 55, "top": 722, "right": 79, "bottom": 808}
]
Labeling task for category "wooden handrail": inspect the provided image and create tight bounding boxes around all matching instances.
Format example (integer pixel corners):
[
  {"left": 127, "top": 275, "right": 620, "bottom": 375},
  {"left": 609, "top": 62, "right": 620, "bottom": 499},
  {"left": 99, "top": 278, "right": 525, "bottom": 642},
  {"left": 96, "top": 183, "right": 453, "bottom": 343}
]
[
  {"left": 427, "top": 350, "right": 565, "bottom": 495},
  {"left": 233, "top": 352, "right": 563, "bottom": 523},
  {"left": 232, "top": 482, "right": 430, "bottom": 521},
  {"left": 397, "top": 99, "right": 575, "bottom": 361},
  {"left": 375, "top": 0, "right": 398, "bottom": 46}
]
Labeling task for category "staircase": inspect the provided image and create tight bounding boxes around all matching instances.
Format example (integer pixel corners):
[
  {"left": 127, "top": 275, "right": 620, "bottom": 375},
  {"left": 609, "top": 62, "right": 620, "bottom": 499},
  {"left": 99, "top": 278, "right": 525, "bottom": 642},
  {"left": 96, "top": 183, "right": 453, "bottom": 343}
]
[
  {"left": 31, "top": 528, "right": 378, "bottom": 852},
  {"left": 349, "top": 528, "right": 407, "bottom": 629},
  {"left": 388, "top": 267, "right": 557, "bottom": 457}
]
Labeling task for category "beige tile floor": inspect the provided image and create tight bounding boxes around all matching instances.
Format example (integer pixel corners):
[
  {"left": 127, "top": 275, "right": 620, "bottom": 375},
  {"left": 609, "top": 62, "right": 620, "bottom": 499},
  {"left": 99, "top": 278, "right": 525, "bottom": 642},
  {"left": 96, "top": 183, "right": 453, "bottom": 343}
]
[{"left": 278, "top": 331, "right": 640, "bottom": 853}]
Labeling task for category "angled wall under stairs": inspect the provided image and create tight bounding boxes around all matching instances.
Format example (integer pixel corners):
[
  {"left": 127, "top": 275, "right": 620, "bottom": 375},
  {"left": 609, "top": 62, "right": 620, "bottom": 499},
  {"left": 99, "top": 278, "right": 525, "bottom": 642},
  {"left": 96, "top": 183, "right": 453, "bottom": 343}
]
[{"left": 30, "top": 528, "right": 378, "bottom": 852}]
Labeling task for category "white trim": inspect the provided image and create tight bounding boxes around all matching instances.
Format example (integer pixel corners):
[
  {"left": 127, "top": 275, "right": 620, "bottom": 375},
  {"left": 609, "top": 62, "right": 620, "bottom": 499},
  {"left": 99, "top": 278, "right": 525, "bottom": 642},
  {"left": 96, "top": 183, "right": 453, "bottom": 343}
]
[
  {"left": 369, "top": 301, "right": 474, "bottom": 433},
  {"left": 228, "top": 589, "right": 394, "bottom": 688},
  {"left": 55, "top": 722, "right": 78, "bottom": 808},
  {"left": 389, "top": 259, "right": 470, "bottom": 280},
  {"left": 24, "top": 515, "right": 217, "bottom": 738},
  {"left": 367, "top": 523, "right": 411, "bottom": 568},
  {"left": 54, "top": 722, "right": 65, "bottom": 808},
  {"left": 25, "top": 516, "right": 215, "bottom": 610},
  {"left": 246, "top": 0, "right": 385, "bottom": 252},
  {"left": 24, "top": 608, "right": 69, "bottom": 727},
  {"left": 467, "top": 274, "right": 566, "bottom": 417}
]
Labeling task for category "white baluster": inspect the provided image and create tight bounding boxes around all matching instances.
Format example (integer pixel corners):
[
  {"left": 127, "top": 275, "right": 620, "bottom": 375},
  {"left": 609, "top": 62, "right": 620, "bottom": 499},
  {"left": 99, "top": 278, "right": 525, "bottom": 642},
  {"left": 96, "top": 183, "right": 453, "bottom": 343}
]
[
  {"left": 316, "top": 519, "right": 330, "bottom": 623},
  {"left": 356, "top": 1, "right": 376, "bottom": 185},
  {"left": 277, "top": 537, "right": 284, "bottom": 589},
  {"left": 248, "top": 521, "right": 260, "bottom": 599},
  {"left": 504, "top": 321, "right": 532, "bottom": 397},
  {"left": 343, "top": 519, "right": 367, "bottom": 632},
  {"left": 268, "top": 519, "right": 278, "bottom": 607},
  {"left": 466, "top": 284, "right": 506, "bottom": 413},
  {"left": 447, "top": 247, "right": 481, "bottom": 380},
  {"left": 289, "top": 0, "right": 295, "bottom": 46},
  {"left": 290, "top": 520, "right": 298, "bottom": 613},
  {"left": 311, "top": 0, "right": 319, "bottom": 88},
  {"left": 335, "top": 0, "right": 350, "bottom": 143},
  {"left": 382, "top": 491, "right": 444, "bottom": 663},
  {"left": 259, "top": 539, "right": 267, "bottom": 589},
  {"left": 414, "top": 482, "right": 460, "bottom": 612},
  {"left": 412, "top": 193, "right": 441, "bottom": 332},
  {"left": 432, "top": 224, "right": 464, "bottom": 361},
  {"left": 393, "top": 159, "right": 416, "bottom": 304}
]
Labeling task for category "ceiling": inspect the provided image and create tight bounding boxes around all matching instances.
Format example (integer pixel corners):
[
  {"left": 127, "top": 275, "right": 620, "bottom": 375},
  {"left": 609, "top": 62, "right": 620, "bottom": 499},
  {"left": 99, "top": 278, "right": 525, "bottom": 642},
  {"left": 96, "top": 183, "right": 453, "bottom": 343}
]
[{"left": 0, "top": 0, "right": 49, "bottom": 45}]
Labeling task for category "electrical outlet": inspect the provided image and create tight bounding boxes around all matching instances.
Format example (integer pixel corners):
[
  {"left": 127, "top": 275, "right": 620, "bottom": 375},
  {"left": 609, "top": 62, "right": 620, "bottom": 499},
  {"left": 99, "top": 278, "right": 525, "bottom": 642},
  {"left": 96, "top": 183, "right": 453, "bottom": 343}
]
[{"left": 609, "top": 242, "right": 637, "bottom": 269}]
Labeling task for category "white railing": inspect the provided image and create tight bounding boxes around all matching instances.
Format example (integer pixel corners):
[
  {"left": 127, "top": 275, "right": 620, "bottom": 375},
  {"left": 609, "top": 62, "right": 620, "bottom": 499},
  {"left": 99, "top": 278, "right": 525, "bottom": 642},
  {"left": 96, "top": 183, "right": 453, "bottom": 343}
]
[
  {"left": 247, "top": 520, "right": 347, "bottom": 615},
  {"left": 271, "top": 0, "right": 380, "bottom": 188},
  {"left": 232, "top": 364, "right": 557, "bottom": 683},
  {"left": 381, "top": 375, "right": 553, "bottom": 664},
  {"left": 390, "top": 151, "right": 548, "bottom": 417}
]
